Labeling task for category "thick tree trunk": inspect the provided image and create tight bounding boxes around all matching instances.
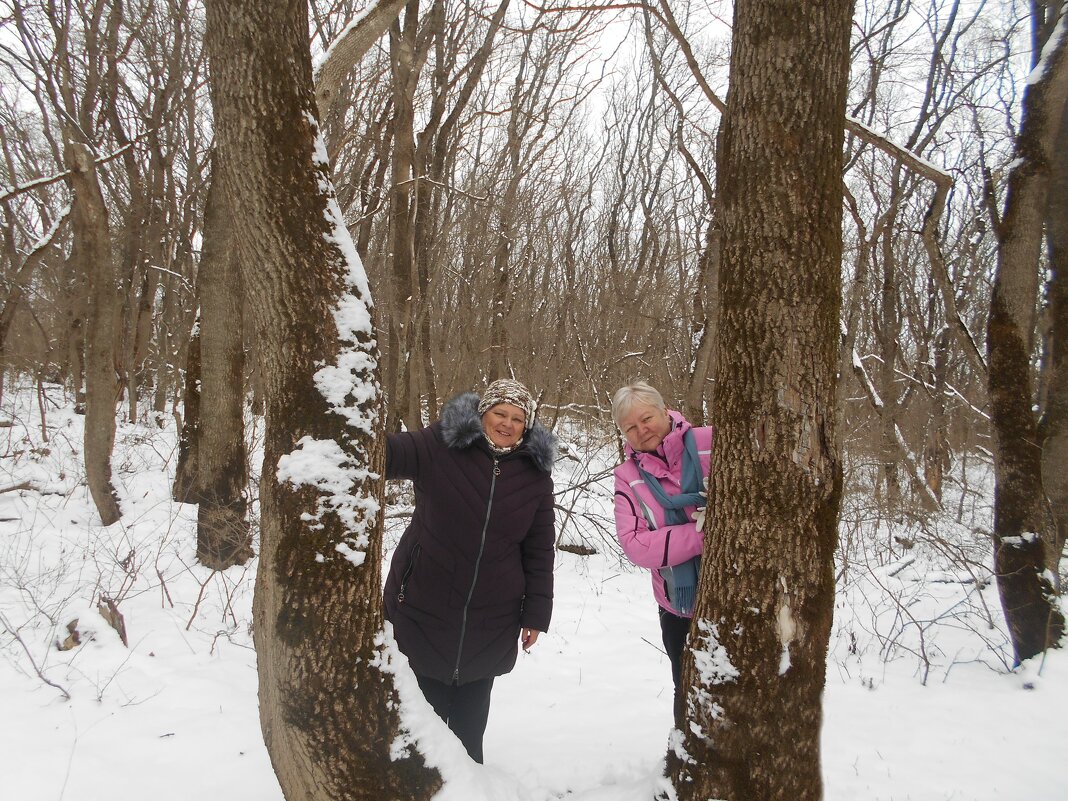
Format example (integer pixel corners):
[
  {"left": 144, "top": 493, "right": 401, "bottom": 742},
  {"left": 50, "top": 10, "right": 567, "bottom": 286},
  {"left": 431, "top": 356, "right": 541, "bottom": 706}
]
[
  {"left": 666, "top": 2, "right": 852, "bottom": 800},
  {"left": 1040, "top": 85, "right": 1068, "bottom": 583},
  {"left": 205, "top": 0, "right": 438, "bottom": 797},
  {"left": 66, "top": 135, "right": 122, "bottom": 526},
  {"left": 196, "top": 158, "right": 252, "bottom": 569},
  {"left": 987, "top": 10, "right": 1067, "bottom": 663}
]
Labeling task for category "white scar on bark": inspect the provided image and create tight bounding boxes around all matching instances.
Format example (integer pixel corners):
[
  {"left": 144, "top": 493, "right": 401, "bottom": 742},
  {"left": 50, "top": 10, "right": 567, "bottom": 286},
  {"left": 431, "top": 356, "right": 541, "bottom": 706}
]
[{"left": 777, "top": 575, "right": 797, "bottom": 675}]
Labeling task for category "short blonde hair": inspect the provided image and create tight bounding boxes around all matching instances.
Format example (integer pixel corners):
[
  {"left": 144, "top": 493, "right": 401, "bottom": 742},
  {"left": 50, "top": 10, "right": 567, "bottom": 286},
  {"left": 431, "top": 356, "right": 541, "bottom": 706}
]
[{"left": 611, "top": 381, "right": 666, "bottom": 429}]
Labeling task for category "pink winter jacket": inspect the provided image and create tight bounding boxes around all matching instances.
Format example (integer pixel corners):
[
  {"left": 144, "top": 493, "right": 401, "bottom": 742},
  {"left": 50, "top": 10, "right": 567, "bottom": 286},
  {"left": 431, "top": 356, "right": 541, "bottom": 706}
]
[{"left": 613, "top": 410, "right": 713, "bottom": 617}]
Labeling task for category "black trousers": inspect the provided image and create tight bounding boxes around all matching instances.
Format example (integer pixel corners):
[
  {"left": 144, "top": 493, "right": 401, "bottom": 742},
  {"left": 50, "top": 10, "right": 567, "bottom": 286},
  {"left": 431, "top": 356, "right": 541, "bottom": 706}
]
[
  {"left": 659, "top": 606, "right": 692, "bottom": 715},
  {"left": 415, "top": 674, "right": 495, "bottom": 763}
]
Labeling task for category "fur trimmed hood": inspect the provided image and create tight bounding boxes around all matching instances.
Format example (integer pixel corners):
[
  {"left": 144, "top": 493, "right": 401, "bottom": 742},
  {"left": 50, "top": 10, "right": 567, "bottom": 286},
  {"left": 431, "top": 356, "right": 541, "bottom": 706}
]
[{"left": 440, "top": 391, "right": 557, "bottom": 474}]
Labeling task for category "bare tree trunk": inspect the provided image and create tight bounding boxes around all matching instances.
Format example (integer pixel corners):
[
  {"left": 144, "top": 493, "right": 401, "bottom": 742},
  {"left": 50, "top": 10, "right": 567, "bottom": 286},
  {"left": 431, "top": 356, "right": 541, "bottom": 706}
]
[
  {"left": 666, "top": 1, "right": 852, "bottom": 799},
  {"left": 410, "top": 0, "right": 509, "bottom": 419},
  {"left": 152, "top": 274, "right": 179, "bottom": 417},
  {"left": 205, "top": 0, "right": 439, "bottom": 796},
  {"left": 196, "top": 157, "right": 251, "bottom": 569},
  {"left": 986, "top": 8, "right": 1067, "bottom": 663},
  {"left": 1039, "top": 63, "right": 1068, "bottom": 587},
  {"left": 876, "top": 207, "right": 904, "bottom": 509},
  {"left": 683, "top": 220, "right": 719, "bottom": 424},
  {"left": 124, "top": 259, "right": 160, "bottom": 423},
  {"left": 172, "top": 311, "right": 201, "bottom": 502},
  {"left": 384, "top": 0, "right": 422, "bottom": 432},
  {"left": 66, "top": 135, "right": 122, "bottom": 526},
  {"left": 63, "top": 250, "right": 88, "bottom": 408},
  {"left": 924, "top": 323, "right": 951, "bottom": 504}
]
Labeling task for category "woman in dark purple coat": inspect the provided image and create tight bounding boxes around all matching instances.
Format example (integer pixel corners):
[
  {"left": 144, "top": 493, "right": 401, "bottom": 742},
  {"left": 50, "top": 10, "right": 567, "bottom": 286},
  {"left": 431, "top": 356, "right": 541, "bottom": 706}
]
[{"left": 383, "top": 379, "right": 556, "bottom": 763}]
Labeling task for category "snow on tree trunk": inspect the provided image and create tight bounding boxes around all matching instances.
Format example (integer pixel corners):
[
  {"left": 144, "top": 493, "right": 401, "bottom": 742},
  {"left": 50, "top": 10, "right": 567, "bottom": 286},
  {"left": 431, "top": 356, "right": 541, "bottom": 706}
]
[
  {"left": 1040, "top": 78, "right": 1068, "bottom": 583},
  {"left": 665, "top": 1, "right": 852, "bottom": 799},
  {"left": 204, "top": 0, "right": 439, "bottom": 797}
]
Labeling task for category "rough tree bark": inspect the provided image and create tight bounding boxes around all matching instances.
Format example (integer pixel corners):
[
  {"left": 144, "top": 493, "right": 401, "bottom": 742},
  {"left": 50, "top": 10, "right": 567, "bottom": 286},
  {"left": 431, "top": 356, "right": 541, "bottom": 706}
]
[
  {"left": 195, "top": 156, "right": 252, "bottom": 569},
  {"left": 986, "top": 6, "right": 1067, "bottom": 664},
  {"left": 205, "top": 0, "right": 439, "bottom": 797},
  {"left": 1040, "top": 73, "right": 1068, "bottom": 585},
  {"left": 666, "top": 1, "right": 853, "bottom": 800},
  {"left": 66, "top": 135, "right": 122, "bottom": 526}
]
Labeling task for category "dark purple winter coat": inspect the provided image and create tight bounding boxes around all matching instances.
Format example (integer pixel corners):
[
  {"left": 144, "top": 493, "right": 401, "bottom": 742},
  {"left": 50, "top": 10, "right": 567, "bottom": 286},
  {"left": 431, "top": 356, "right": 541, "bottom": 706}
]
[{"left": 383, "top": 392, "right": 556, "bottom": 685}]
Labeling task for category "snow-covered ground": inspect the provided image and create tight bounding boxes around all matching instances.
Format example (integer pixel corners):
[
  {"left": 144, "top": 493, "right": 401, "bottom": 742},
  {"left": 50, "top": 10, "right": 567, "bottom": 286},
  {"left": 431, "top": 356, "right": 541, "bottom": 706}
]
[{"left": 0, "top": 384, "right": 1064, "bottom": 800}]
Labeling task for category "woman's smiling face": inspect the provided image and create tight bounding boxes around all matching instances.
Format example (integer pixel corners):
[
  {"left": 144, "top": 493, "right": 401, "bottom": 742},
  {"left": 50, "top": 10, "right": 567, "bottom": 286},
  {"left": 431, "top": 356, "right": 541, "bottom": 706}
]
[
  {"left": 619, "top": 403, "right": 671, "bottom": 452},
  {"left": 481, "top": 403, "right": 527, "bottom": 449}
]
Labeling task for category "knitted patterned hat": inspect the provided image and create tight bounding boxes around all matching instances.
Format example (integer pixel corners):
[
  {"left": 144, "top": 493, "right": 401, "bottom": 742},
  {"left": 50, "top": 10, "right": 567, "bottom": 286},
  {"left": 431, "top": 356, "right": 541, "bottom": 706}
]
[{"left": 477, "top": 378, "right": 537, "bottom": 430}]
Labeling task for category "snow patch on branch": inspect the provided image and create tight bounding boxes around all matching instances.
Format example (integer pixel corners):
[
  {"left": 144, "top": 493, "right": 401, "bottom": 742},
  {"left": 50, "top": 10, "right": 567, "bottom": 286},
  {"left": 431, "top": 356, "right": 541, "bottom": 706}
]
[
  {"left": 311, "top": 5, "right": 375, "bottom": 76},
  {"left": 844, "top": 114, "right": 953, "bottom": 181},
  {"left": 853, "top": 349, "right": 884, "bottom": 409},
  {"left": 1027, "top": 11, "right": 1068, "bottom": 86},
  {"left": 31, "top": 205, "right": 71, "bottom": 250}
]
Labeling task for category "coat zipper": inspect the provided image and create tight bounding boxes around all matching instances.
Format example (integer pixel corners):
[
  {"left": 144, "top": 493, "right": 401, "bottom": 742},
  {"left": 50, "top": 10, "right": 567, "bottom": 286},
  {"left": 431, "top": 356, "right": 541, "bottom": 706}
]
[
  {"left": 397, "top": 543, "right": 421, "bottom": 604},
  {"left": 452, "top": 455, "right": 500, "bottom": 683}
]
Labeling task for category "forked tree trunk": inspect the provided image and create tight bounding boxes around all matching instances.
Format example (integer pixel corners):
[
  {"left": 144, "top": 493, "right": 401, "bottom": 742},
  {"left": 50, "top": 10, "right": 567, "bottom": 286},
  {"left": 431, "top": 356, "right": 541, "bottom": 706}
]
[
  {"left": 986, "top": 10, "right": 1067, "bottom": 663},
  {"left": 205, "top": 0, "right": 438, "bottom": 798},
  {"left": 195, "top": 156, "right": 252, "bottom": 569},
  {"left": 66, "top": 135, "right": 122, "bottom": 527},
  {"left": 666, "top": 2, "right": 852, "bottom": 800}
]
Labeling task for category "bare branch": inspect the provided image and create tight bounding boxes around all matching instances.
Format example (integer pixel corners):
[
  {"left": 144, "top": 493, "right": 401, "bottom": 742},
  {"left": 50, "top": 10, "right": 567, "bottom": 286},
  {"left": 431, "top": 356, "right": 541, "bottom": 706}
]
[
  {"left": 0, "top": 610, "right": 71, "bottom": 701},
  {"left": 0, "top": 141, "right": 137, "bottom": 204},
  {"left": 313, "top": 0, "right": 409, "bottom": 121}
]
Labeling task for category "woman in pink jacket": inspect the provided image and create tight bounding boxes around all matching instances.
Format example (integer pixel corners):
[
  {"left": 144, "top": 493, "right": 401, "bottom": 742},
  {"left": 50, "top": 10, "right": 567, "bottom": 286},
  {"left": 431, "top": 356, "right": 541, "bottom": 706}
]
[{"left": 612, "top": 381, "right": 712, "bottom": 708}]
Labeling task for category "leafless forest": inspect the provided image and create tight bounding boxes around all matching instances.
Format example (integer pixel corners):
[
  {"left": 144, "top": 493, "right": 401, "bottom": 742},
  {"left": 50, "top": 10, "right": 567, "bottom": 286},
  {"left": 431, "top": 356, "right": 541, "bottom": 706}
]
[{"left": 1, "top": 1, "right": 1043, "bottom": 481}]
